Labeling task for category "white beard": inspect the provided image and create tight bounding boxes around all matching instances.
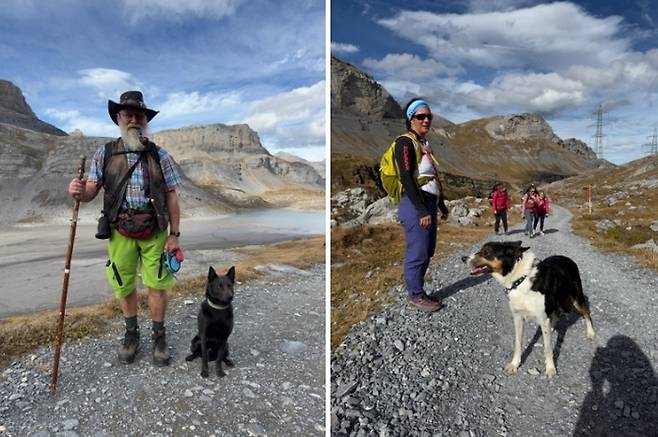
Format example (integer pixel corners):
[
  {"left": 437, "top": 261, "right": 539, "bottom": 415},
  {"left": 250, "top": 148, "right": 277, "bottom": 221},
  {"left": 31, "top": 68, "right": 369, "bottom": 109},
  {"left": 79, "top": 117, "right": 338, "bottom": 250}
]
[{"left": 120, "top": 125, "right": 149, "bottom": 151}]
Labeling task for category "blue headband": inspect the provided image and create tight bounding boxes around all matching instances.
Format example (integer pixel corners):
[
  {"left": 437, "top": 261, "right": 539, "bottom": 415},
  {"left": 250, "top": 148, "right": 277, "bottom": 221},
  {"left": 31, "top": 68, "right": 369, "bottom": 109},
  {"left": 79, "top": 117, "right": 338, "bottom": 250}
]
[{"left": 406, "top": 100, "right": 430, "bottom": 120}]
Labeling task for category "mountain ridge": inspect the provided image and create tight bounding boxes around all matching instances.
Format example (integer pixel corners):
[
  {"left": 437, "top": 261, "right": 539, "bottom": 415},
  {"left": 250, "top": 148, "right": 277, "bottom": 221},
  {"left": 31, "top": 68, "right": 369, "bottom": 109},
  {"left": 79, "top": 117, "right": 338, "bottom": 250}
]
[{"left": 330, "top": 56, "right": 610, "bottom": 194}]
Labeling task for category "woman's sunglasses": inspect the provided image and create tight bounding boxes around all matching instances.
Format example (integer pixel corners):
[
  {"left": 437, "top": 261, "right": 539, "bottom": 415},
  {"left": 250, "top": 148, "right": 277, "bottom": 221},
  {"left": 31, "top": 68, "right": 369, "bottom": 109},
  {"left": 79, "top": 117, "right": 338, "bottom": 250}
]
[{"left": 413, "top": 113, "right": 433, "bottom": 121}]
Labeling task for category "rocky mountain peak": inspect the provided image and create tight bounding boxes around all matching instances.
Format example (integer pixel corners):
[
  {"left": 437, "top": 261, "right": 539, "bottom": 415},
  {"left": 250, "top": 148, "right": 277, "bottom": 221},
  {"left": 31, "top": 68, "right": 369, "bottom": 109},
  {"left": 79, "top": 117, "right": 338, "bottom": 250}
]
[
  {"left": 331, "top": 56, "right": 404, "bottom": 119},
  {"left": 151, "top": 123, "right": 269, "bottom": 158},
  {"left": 0, "top": 79, "right": 67, "bottom": 136},
  {"left": 484, "top": 113, "right": 555, "bottom": 141},
  {"left": 0, "top": 80, "right": 35, "bottom": 116}
]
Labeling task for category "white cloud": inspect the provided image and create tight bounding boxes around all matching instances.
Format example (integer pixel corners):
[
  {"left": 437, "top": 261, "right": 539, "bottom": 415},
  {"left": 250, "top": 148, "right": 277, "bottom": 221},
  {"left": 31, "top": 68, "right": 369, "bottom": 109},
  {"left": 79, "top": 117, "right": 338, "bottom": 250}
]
[
  {"left": 77, "top": 68, "right": 142, "bottom": 100},
  {"left": 378, "top": 2, "right": 630, "bottom": 70},
  {"left": 156, "top": 90, "right": 242, "bottom": 120},
  {"left": 565, "top": 51, "right": 658, "bottom": 90},
  {"left": 363, "top": 53, "right": 463, "bottom": 79},
  {"left": 331, "top": 42, "right": 359, "bottom": 54},
  {"left": 45, "top": 108, "right": 115, "bottom": 136},
  {"left": 244, "top": 81, "right": 325, "bottom": 149},
  {"left": 458, "top": 72, "right": 585, "bottom": 114},
  {"left": 120, "top": 0, "right": 239, "bottom": 24},
  {"left": 467, "top": 0, "right": 537, "bottom": 13}
]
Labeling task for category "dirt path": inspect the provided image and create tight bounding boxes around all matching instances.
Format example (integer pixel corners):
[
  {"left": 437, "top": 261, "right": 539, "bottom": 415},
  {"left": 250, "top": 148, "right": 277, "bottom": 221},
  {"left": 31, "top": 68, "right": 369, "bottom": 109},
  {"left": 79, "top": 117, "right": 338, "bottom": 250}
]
[
  {"left": 0, "top": 264, "right": 325, "bottom": 437},
  {"left": 331, "top": 205, "right": 658, "bottom": 436}
]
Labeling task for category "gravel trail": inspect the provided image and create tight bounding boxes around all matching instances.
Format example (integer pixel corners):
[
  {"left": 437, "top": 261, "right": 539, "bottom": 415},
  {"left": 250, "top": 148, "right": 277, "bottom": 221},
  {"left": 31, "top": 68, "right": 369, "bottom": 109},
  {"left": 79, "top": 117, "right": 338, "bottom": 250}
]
[
  {"left": 331, "top": 205, "right": 658, "bottom": 437},
  {"left": 0, "top": 264, "right": 325, "bottom": 437}
]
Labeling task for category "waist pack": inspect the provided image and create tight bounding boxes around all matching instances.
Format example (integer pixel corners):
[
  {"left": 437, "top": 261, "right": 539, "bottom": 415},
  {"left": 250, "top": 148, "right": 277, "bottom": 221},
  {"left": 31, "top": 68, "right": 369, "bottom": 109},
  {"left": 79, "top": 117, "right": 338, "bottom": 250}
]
[{"left": 117, "top": 211, "right": 155, "bottom": 240}]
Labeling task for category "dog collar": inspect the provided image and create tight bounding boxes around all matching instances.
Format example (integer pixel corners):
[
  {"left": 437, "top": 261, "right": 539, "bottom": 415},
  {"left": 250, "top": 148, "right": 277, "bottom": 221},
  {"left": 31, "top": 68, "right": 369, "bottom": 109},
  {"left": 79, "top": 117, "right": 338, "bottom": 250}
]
[
  {"left": 206, "top": 299, "right": 229, "bottom": 310},
  {"left": 506, "top": 275, "right": 527, "bottom": 292}
]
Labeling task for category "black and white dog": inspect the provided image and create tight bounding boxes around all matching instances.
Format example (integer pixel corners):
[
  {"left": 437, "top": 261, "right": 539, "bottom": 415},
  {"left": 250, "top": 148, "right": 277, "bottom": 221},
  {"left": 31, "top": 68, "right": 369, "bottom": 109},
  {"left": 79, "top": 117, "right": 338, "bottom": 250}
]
[{"left": 462, "top": 241, "right": 594, "bottom": 378}]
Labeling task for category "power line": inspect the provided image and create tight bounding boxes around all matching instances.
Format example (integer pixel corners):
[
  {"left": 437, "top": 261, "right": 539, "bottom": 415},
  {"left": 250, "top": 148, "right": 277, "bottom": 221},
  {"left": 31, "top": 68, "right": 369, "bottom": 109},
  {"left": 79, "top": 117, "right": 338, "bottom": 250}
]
[
  {"left": 591, "top": 104, "right": 605, "bottom": 159},
  {"left": 643, "top": 127, "right": 658, "bottom": 155}
]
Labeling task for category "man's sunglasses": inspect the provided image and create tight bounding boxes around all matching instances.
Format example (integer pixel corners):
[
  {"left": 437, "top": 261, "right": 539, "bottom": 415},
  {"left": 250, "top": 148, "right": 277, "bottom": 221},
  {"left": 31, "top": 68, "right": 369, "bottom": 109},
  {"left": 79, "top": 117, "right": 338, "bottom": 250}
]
[{"left": 413, "top": 113, "right": 433, "bottom": 121}]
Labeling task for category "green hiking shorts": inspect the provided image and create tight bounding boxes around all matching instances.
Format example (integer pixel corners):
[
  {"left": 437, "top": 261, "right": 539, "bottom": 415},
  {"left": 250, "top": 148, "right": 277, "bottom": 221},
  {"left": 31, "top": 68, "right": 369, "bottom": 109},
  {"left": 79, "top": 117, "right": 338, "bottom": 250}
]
[{"left": 106, "top": 229, "right": 176, "bottom": 299}]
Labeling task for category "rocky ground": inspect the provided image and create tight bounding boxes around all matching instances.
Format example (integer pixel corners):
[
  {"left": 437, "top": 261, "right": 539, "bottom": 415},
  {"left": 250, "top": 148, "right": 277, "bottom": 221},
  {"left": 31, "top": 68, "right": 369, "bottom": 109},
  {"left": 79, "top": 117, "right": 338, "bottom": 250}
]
[
  {"left": 0, "top": 265, "right": 325, "bottom": 437},
  {"left": 331, "top": 206, "right": 658, "bottom": 437}
]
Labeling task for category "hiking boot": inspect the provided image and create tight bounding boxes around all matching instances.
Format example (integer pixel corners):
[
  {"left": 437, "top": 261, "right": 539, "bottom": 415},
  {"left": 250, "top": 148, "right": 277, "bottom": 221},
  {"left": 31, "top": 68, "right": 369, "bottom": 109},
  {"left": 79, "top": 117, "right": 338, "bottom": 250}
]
[
  {"left": 118, "top": 328, "right": 140, "bottom": 364},
  {"left": 152, "top": 328, "right": 171, "bottom": 367},
  {"left": 407, "top": 294, "right": 443, "bottom": 312},
  {"left": 539, "top": 231, "right": 545, "bottom": 236}
]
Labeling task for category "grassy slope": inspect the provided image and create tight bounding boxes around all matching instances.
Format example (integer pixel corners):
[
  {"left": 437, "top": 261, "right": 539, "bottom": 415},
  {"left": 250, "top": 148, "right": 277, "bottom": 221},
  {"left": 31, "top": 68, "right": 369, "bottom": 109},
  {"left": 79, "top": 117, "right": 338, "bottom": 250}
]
[{"left": 547, "top": 154, "right": 658, "bottom": 271}]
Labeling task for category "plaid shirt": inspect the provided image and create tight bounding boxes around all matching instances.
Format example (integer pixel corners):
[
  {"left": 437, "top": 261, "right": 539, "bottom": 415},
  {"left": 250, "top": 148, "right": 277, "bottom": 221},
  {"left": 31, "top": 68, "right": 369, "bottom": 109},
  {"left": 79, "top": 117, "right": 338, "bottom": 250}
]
[{"left": 89, "top": 142, "right": 181, "bottom": 210}]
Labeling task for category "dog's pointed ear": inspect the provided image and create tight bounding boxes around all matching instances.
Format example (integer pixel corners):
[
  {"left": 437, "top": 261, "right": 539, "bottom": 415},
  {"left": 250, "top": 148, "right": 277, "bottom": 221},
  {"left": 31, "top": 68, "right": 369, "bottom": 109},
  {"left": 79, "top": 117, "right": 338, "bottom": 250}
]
[
  {"left": 520, "top": 246, "right": 530, "bottom": 253},
  {"left": 227, "top": 266, "right": 235, "bottom": 283},
  {"left": 512, "top": 240, "right": 523, "bottom": 246},
  {"left": 208, "top": 266, "right": 218, "bottom": 281}
]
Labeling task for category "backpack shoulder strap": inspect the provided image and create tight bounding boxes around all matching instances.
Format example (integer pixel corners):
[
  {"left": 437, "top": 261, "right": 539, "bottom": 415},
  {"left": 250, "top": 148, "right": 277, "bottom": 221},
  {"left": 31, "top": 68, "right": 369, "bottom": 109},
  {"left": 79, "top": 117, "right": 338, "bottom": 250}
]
[{"left": 101, "top": 139, "right": 119, "bottom": 185}]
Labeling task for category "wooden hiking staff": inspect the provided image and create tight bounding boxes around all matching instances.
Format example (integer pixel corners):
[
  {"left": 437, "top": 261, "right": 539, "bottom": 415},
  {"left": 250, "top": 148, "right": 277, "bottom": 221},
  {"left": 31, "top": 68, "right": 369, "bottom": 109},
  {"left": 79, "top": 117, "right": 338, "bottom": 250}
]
[{"left": 50, "top": 156, "right": 86, "bottom": 396}]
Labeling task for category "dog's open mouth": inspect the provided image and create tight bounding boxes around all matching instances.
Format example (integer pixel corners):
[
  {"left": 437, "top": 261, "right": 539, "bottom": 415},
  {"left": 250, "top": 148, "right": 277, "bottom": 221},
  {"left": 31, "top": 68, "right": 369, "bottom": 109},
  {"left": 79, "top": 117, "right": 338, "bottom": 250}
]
[{"left": 470, "top": 265, "right": 491, "bottom": 275}]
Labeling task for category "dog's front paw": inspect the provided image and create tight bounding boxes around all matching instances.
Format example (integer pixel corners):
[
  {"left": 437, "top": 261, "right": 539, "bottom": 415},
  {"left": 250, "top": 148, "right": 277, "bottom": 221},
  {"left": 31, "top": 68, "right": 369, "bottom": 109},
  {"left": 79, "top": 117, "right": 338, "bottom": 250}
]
[
  {"left": 546, "top": 367, "right": 557, "bottom": 378},
  {"left": 216, "top": 368, "right": 226, "bottom": 377},
  {"left": 200, "top": 369, "right": 209, "bottom": 378},
  {"left": 223, "top": 358, "right": 235, "bottom": 368},
  {"left": 504, "top": 362, "right": 519, "bottom": 375}
]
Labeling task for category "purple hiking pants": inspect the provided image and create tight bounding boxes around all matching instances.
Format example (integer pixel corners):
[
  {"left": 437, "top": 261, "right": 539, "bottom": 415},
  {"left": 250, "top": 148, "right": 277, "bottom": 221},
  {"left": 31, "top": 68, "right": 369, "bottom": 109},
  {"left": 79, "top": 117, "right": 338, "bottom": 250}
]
[{"left": 398, "top": 193, "right": 438, "bottom": 297}]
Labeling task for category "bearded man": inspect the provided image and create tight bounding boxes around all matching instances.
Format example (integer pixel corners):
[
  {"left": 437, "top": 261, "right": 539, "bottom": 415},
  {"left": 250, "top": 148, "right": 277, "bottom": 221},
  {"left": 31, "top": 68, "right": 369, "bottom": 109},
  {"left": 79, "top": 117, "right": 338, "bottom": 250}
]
[{"left": 68, "top": 91, "right": 182, "bottom": 366}]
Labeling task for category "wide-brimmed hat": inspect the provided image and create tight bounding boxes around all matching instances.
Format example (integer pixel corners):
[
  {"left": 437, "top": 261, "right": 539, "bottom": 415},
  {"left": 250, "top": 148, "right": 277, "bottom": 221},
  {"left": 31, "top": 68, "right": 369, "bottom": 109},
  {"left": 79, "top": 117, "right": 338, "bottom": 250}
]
[{"left": 108, "top": 91, "right": 159, "bottom": 125}]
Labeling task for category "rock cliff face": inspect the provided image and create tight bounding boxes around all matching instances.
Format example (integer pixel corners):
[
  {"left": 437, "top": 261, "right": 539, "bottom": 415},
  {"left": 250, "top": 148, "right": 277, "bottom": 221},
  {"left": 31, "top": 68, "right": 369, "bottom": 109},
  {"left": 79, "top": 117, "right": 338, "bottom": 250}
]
[
  {"left": 152, "top": 124, "right": 269, "bottom": 157},
  {"left": 331, "top": 56, "right": 405, "bottom": 119},
  {"left": 557, "top": 137, "right": 599, "bottom": 161},
  {"left": 153, "top": 124, "right": 323, "bottom": 194},
  {"left": 0, "top": 80, "right": 67, "bottom": 136},
  {"left": 484, "top": 113, "right": 555, "bottom": 141}
]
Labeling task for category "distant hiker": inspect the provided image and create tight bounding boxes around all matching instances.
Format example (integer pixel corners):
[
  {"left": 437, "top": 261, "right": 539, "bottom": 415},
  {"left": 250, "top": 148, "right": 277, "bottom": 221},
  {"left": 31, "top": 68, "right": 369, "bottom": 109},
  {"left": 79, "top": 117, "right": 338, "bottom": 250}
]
[
  {"left": 491, "top": 183, "right": 511, "bottom": 235},
  {"left": 386, "top": 98, "right": 447, "bottom": 312},
  {"left": 521, "top": 187, "right": 539, "bottom": 237},
  {"left": 67, "top": 91, "right": 182, "bottom": 366},
  {"left": 533, "top": 191, "right": 551, "bottom": 236},
  {"left": 522, "top": 183, "right": 536, "bottom": 195}
]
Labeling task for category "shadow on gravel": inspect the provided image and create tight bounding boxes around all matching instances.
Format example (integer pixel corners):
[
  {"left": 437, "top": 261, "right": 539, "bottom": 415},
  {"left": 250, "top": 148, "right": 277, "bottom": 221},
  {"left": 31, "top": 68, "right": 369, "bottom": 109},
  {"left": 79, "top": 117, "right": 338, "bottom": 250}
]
[
  {"left": 573, "top": 335, "right": 658, "bottom": 437},
  {"left": 505, "top": 229, "right": 526, "bottom": 236},
  {"left": 519, "top": 312, "right": 581, "bottom": 369},
  {"left": 429, "top": 274, "right": 490, "bottom": 301},
  {"left": 542, "top": 228, "right": 559, "bottom": 235}
]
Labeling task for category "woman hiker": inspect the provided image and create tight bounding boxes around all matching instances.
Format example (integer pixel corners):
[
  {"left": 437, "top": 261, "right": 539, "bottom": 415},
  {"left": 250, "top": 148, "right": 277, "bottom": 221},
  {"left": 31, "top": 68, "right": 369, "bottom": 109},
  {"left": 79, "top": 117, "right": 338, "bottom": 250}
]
[
  {"left": 521, "top": 186, "right": 539, "bottom": 237},
  {"left": 533, "top": 191, "right": 551, "bottom": 236},
  {"left": 393, "top": 98, "right": 448, "bottom": 313}
]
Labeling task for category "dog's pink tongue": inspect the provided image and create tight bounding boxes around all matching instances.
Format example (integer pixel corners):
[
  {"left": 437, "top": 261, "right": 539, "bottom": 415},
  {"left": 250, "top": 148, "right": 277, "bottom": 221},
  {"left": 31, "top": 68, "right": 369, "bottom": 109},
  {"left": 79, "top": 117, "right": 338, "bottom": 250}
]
[{"left": 470, "top": 266, "right": 486, "bottom": 275}]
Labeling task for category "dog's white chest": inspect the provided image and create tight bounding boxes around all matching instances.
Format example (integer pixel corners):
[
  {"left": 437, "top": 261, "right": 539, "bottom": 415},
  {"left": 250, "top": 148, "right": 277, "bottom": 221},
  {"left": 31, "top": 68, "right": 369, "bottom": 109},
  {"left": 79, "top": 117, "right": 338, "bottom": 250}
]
[{"left": 507, "top": 286, "right": 545, "bottom": 317}]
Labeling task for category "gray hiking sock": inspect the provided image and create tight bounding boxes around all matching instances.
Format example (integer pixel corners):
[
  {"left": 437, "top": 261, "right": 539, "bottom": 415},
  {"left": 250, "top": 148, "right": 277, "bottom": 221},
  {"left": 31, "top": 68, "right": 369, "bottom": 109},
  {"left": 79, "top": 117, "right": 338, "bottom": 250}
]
[
  {"left": 125, "top": 315, "right": 138, "bottom": 332},
  {"left": 152, "top": 320, "right": 165, "bottom": 333}
]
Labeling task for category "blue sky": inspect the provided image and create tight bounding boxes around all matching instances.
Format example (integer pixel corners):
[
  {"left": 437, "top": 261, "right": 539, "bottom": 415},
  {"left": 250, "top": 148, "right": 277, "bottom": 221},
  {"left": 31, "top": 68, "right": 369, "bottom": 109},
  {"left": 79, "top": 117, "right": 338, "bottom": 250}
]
[
  {"left": 0, "top": 0, "right": 325, "bottom": 161},
  {"left": 332, "top": 0, "right": 658, "bottom": 164}
]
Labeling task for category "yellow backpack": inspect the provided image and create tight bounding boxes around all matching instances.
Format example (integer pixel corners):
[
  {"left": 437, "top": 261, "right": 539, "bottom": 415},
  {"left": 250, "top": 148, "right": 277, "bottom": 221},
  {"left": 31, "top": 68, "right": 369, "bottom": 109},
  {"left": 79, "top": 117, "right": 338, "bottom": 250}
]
[{"left": 379, "top": 133, "right": 420, "bottom": 205}]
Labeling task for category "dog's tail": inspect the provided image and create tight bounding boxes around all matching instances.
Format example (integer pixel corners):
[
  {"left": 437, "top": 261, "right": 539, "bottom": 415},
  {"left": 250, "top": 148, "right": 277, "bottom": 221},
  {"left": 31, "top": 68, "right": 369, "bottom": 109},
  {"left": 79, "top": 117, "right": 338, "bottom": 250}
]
[{"left": 185, "top": 335, "right": 201, "bottom": 361}]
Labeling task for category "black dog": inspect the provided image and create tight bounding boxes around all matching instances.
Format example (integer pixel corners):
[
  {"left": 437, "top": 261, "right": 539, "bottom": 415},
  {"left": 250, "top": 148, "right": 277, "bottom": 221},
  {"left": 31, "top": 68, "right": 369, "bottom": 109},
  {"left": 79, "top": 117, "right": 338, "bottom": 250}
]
[{"left": 185, "top": 266, "right": 235, "bottom": 377}]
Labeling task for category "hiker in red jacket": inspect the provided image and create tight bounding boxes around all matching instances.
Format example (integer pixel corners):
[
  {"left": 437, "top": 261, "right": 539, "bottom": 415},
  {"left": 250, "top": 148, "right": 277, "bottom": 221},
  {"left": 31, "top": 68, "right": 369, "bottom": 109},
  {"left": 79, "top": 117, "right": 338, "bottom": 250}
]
[
  {"left": 491, "top": 183, "right": 511, "bottom": 235},
  {"left": 533, "top": 191, "right": 551, "bottom": 236}
]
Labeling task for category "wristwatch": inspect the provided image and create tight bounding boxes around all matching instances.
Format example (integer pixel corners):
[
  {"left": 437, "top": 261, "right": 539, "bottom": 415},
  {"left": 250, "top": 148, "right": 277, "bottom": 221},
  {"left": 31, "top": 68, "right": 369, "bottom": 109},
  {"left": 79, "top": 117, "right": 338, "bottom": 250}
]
[{"left": 169, "top": 231, "right": 180, "bottom": 237}]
